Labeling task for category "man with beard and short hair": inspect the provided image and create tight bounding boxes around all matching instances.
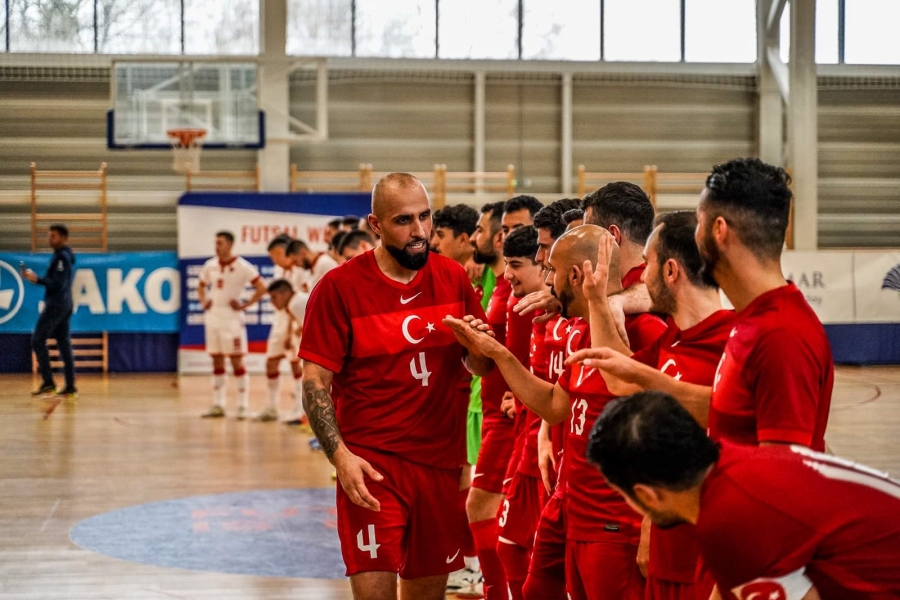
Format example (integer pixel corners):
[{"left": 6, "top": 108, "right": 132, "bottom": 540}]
[
  {"left": 587, "top": 392, "right": 900, "bottom": 600},
  {"left": 569, "top": 211, "right": 735, "bottom": 600},
  {"left": 299, "top": 173, "right": 493, "bottom": 600},
  {"left": 446, "top": 225, "right": 666, "bottom": 600},
  {"left": 695, "top": 158, "right": 833, "bottom": 451}
]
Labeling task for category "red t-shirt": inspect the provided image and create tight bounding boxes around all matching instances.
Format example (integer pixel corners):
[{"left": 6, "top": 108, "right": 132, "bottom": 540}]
[
  {"left": 698, "top": 442, "right": 900, "bottom": 600},
  {"left": 544, "top": 315, "right": 571, "bottom": 461},
  {"left": 709, "top": 283, "right": 834, "bottom": 450},
  {"left": 513, "top": 318, "right": 549, "bottom": 479},
  {"left": 630, "top": 309, "right": 736, "bottom": 583},
  {"left": 298, "top": 251, "right": 487, "bottom": 470},
  {"left": 482, "top": 276, "right": 513, "bottom": 424},
  {"left": 559, "top": 313, "right": 667, "bottom": 541}
]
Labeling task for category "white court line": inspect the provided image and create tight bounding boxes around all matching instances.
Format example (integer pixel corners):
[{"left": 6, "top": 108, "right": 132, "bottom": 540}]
[{"left": 40, "top": 498, "right": 61, "bottom": 532}]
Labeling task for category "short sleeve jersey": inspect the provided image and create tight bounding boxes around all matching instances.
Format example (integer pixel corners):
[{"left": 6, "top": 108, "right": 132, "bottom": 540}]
[
  {"left": 516, "top": 317, "right": 549, "bottom": 478},
  {"left": 630, "top": 309, "right": 736, "bottom": 583},
  {"left": 309, "top": 253, "right": 339, "bottom": 291},
  {"left": 199, "top": 256, "right": 261, "bottom": 322},
  {"left": 698, "top": 443, "right": 900, "bottom": 600},
  {"left": 287, "top": 291, "right": 308, "bottom": 325},
  {"left": 298, "top": 251, "right": 487, "bottom": 470},
  {"left": 481, "top": 276, "right": 513, "bottom": 423},
  {"left": 709, "top": 283, "right": 834, "bottom": 450},
  {"left": 559, "top": 311, "right": 667, "bottom": 541},
  {"left": 274, "top": 264, "right": 309, "bottom": 293},
  {"left": 543, "top": 315, "right": 571, "bottom": 460}
]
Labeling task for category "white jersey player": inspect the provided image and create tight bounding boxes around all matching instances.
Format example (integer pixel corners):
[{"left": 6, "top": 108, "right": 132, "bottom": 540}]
[
  {"left": 267, "top": 278, "right": 310, "bottom": 425},
  {"left": 197, "top": 230, "right": 267, "bottom": 420},
  {"left": 258, "top": 237, "right": 309, "bottom": 423}
]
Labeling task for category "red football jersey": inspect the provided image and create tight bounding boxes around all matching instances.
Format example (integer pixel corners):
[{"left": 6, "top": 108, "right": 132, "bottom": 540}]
[
  {"left": 559, "top": 313, "right": 667, "bottom": 542},
  {"left": 298, "top": 251, "right": 487, "bottom": 470},
  {"left": 514, "top": 318, "right": 549, "bottom": 479},
  {"left": 544, "top": 315, "right": 571, "bottom": 462},
  {"left": 503, "top": 293, "right": 537, "bottom": 483},
  {"left": 481, "top": 276, "right": 513, "bottom": 424},
  {"left": 698, "top": 442, "right": 900, "bottom": 600},
  {"left": 631, "top": 309, "right": 736, "bottom": 583},
  {"left": 709, "top": 283, "right": 834, "bottom": 450}
]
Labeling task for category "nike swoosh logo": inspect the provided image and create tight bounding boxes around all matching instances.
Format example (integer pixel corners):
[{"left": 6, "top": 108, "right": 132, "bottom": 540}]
[
  {"left": 400, "top": 292, "right": 422, "bottom": 305},
  {"left": 472, "top": 473, "right": 483, "bottom": 479},
  {"left": 502, "top": 478, "right": 513, "bottom": 485},
  {"left": 446, "top": 549, "right": 460, "bottom": 563}
]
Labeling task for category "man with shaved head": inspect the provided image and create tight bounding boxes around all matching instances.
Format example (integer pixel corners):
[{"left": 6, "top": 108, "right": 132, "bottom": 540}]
[
  {"left": 446, "top": 224, "right": 666, "bottom": 600},
  {"left": 299, "top": 173, "right": 493, "bottom": 600}
]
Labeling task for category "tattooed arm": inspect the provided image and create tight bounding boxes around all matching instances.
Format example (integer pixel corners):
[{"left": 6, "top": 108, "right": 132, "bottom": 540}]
[{"left": 302, "top": 361, "right": 384, "bottom": 512}]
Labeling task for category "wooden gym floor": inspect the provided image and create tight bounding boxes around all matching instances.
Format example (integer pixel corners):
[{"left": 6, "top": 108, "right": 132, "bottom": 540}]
[{"left": 1, "top": 366, "right": 899, "bottom": 599}]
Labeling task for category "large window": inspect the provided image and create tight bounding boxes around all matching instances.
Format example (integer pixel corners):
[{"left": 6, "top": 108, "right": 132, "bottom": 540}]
[
  {"left": 355, "top": 0, "right": 435, "bottom": 58},
  {"left": 287, "top": 0, "right": 353, "bottom": 57},
  {"left": 684, "top": 0, "right": 756, "bottom": 63},
  {"left": 9, "top": 0, "right": 94, "bottom": 52},
  {"left": 845, "top": 0, "right": 900, "bottom": 64},
  {"left": 184, "top": 0, "right": 258, "bottom": 55},
  {"left": 521, "top": 0, "right": 600, "bottom": 61},
  {"left": 97, "top": 0, "right": 181, "bottom": 54},
  {"left": 603, "top": 0, "right": 680, "bottom": 62},
  {"left": 439, "top": 0, "right": 518, "bottom": 59}
]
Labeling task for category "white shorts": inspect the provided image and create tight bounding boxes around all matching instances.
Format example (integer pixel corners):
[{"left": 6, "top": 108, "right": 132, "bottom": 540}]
[
  {"left": 266, "top": 312, "right": 300, "bottom": 360},
  {"left": 205, "top": 318, "right": 248, "bottom": 356}
]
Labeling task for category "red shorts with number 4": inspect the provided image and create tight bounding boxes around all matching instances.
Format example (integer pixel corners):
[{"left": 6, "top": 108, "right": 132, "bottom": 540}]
[
  {"left": 472, "top": 418, "right": 516, "bottom": 494},
  {"left": 336, "top": 445, "right": 465, "bottom": 579},
  {"left": 566, "top": 537, "right": 644, "bottom": 600},
  {"left": 498, "top": 472, "right": 546, "bottom": 549}
]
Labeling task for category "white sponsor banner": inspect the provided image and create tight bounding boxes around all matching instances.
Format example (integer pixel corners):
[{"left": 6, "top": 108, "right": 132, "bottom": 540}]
[
  {"left": 719, "top": 250, "right": 900, "bottom": 325},
  {"left": 853, "top": 251, "right": 900, "bottom": 323}
]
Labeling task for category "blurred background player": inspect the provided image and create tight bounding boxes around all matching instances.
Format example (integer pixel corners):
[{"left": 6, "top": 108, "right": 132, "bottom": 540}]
[
  {"left": 286, "top": 238, "right": 338, "bottom": 291},
  {"left": 588, "top": 392, "right": 900, "bottom": 600},
  {"left": 299, "top": 173, "right": 492, "bottom": 600},
  {"left": 267, "top": 278, "right": 308, "bottom": 422},
  {"left": 495, "top": 226, "right": 550, "bottom": 600},
  {"left": 23, "top": 223, "right": 77, "bottom": 399},
  {"left": 341, "top": 214, "right": 361, "bottom": 232},
  {"left": 260, "top": 235, "right": 307, "bottom": 423},
  {"left": 501, "top": 196, "right": 543, "bottom": 238},
  {"left": 324, "top": 218, "right": 342, "bottom": 247},
  {"left": 572, "top": 211, "right": 734, "bottom": 600},
  {"left": 329, "top": 231, "right": 348, "bottom": 264},
  {"left": 431, "top": 203, "right": 489, "bottom": 597},
  {"left": 337, "top": 229, "right": 376, "bottom": 262},
  {"left": 562, "top": 208, "right": 584, "bottom": 229},
  {"left": 197, "top": 230, "right": 267, "bottom": 419}
]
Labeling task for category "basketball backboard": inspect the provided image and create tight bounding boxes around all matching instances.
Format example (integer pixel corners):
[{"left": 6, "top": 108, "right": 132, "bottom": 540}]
[{"left": 107, "top": 59, "right": 265, "bottom": 150}]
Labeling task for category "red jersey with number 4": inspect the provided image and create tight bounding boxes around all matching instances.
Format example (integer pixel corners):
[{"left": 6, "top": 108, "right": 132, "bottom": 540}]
[
  {"left": 709, "top": 283, "right": 833, "bottom": 450},
  {"left": 298, "top": 250, "right": 487, "bottom": 470},
  {"left": 559, "top": 312, "right": 666, "bottom": 541},
  {"left": 698, "top": 442, "right": 900, "bottom": 600},
  {"left": 544, "top": 315, "right": 571, "bottom": 462},
  {"left": 630, "top": 309, "right": 736, "bottom": 583}
]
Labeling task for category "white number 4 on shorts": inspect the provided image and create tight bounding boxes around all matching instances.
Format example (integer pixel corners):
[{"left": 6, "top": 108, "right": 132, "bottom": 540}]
[{"left": 357, "top": 524, "right": 380, "bottom": 559}]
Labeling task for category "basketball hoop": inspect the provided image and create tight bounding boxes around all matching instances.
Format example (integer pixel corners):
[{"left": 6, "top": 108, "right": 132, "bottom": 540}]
[{"left": 167, "top": 128, "right": 206, "bottom": 174}]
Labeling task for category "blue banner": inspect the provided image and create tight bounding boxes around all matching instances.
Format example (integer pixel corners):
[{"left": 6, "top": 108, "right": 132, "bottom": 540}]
[{"left": 0, "top": 252, "right": 179, "bottom": 333}]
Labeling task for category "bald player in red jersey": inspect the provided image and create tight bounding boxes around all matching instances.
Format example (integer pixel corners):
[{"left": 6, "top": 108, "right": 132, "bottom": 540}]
[
  {"left": 694, "top": 158, "right": 833, "bottom": 451},
  {"left": 299, "top": 173, "right": 492, "bottom": 600},
  {"left": 446, "top": 225, "right": 665, "bottom": 600},
  {"left": 571, "top": 211, "right": 735, "bottom": 600},
  {"left": 588, "top": 392, "right": 900, "bottom": 600}
]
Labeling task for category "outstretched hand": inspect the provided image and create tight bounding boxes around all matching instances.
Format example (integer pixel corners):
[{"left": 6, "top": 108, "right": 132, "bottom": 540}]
[{"left": 443, "top": 315, "right": 503, "bottom": 360}]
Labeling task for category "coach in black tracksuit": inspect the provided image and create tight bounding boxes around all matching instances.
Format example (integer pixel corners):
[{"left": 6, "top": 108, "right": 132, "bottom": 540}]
[{"left": 23, "top": 224, "right": 77, "bottom": 397}]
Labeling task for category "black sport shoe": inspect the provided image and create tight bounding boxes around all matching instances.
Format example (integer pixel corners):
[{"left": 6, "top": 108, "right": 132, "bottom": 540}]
[
  {"left": 31, "top": 383, "right": 56, "bottom": 397},
  {"left": 56, "top": 387, "right": 78, "bottom": 401}
]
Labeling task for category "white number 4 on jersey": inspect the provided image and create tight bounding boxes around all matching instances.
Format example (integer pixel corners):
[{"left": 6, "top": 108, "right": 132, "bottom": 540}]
[
  {"left": 410, "top": 351, "right": 432, "bottom": 387},
  {"left": 357, "top": 524, "right": 380, "bottom": 559}
]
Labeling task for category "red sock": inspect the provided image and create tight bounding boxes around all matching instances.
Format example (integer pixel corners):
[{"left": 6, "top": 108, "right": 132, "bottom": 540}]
[
  {"left": 234, "top": 367, "right": 246, "bottom": 377},
  {"left": 460, "top": 489, "right": 476, "bottom": 557},
  {"left": 470, "top": 518, "right": 507, "bottom": 600},
  {"left": 496, "top": 540, "right": 528, "bottom": 600},
  {"left": 522, "top": 573, "right": 567, "bottom": 600}
]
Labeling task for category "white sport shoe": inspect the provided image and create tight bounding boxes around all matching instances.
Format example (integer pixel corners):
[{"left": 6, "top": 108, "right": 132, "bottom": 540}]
[
  {"left": 253, "top": 407, "right": 279, "bottom": 422},
  {"left": 446, "top": 567, "right": 483, "bottom": 591},
  {"left": 235, "top": 406, "right": 249, "bottom": 420},
  {"left": 201, "top": 405, "right": 225, "bottom": 418}
]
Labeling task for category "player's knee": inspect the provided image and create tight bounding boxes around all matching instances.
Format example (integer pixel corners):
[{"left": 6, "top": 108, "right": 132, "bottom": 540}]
[{"left": 349, "top": 571, "right": 397, "bottom": 600}]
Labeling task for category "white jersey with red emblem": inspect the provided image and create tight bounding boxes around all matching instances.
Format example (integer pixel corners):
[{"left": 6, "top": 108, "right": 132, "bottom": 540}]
[{"left": 199, "top": 256, "right": 261, "bottom": 324}]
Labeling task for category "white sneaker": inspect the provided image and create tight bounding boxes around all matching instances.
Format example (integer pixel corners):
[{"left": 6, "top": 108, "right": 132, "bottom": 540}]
[
  {"left": 235, "top": 406, "right": 249, "bottom": 420},
  {"left": 252, "top": 407, "right": 279, "bottom": 422},
  {"left": 201, "top": 405, "right": 225, "bottom": 418},
  {"left": 454, "top": 579, "right": 484, "bottom": 599},
  {"left": 446, "top": 567, "right": 482, "bottom": 591}
]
